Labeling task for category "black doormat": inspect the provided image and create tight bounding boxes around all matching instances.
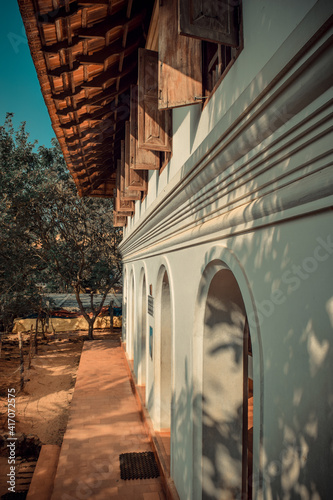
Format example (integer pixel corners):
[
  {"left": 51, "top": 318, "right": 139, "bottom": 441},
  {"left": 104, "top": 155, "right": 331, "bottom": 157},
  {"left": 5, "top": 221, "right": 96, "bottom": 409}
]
[
  {"left": 1, "top": 493, "right": 27, "bottom": 500},
  {"left": 119, "top": 451, "right": 160, "bottom": 480}
]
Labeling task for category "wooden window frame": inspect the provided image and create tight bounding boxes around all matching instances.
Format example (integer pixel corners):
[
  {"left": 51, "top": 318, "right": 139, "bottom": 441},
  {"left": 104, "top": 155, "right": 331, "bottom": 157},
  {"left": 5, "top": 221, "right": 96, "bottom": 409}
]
[{"left": 202, "top": 40, "right": 243, "bottom": 105}]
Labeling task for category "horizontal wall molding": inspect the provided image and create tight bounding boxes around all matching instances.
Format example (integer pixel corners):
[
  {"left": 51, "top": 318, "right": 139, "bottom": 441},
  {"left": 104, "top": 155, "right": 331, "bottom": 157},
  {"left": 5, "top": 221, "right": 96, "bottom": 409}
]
[
  {"left": 124, "top": 109, "right": 333, "bottom": 254},
  {"left": 120, "top": 4, "right": 333, "bottom": 260}
]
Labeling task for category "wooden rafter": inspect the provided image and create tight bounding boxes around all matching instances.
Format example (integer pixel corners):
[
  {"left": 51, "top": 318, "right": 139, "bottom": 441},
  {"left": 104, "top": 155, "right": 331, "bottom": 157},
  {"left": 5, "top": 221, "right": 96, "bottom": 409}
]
[
  {"left": 79, "top": 29, "right": 142, "bottom": 65},
  {"left": 18, "top": 0, "right": 154, "bottom": 199},
  {"left": 77, "top": 8, "right": 145, "bottom": 40},
  {"left": 38, "top": 2, "right": 82, "bottom": 24},
  {"left": 56, "top": 73, "right": 135, "bottom": 114}
]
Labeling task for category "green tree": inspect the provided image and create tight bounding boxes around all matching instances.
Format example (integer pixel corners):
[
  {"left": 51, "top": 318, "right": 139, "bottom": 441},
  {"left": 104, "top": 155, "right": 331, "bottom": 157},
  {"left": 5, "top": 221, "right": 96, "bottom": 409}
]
[
  {"left": 0, "top": 115, "right": 122, "bottom": 339},
  {"left": 30, "top": 162, "right": 122, "bottom": 339},
  {"left": 0, "top": 114, "right": 45, "bottom": 331}
]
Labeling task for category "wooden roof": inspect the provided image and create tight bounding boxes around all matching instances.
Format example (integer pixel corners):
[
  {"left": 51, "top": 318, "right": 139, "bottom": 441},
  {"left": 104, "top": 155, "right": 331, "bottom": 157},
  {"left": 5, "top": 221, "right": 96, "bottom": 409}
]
[{"left": 18, "top": 0, "right": 154, "bottom": 198}]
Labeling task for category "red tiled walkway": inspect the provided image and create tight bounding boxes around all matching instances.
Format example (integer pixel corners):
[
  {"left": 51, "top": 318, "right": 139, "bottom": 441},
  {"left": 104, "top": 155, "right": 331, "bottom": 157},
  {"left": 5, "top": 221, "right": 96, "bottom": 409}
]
[{"left": 51, "top": 339, "right": 165, "bottom": 500}]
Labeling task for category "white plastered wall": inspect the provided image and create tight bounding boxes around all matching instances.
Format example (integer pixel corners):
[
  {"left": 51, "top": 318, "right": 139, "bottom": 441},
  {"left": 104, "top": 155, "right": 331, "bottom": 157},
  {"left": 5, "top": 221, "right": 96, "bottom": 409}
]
[
  {"left": 123, "top": 214, "right": 333, "bottom": 499},
  {"left": 120, "top": 1, "right": 333, "bottom": 498}
]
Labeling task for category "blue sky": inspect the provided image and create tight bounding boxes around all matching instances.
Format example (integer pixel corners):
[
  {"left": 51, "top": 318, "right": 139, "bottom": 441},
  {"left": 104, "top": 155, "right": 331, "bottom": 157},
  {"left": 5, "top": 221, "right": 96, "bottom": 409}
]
[{"left": 0, "top": 3, "right": 55, "bottom": 147}]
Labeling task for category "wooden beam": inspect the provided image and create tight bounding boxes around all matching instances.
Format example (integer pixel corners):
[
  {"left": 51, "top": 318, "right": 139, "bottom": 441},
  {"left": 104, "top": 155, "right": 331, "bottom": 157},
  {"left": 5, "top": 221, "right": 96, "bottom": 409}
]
[
  {"left": 52, "top": 84, "right": 86, "bottom": 101},
  {"left": 83, "top": 168, "right": 117, "bottom": 195},
  {"left": 38, "top": 2, "right": 81, "bottom": 24},
  {"left": 77, "top": 8, "right": 146, "bottom": 40},
  {"left": 56, "top": 73, "right": 135, "bottom": 114},
  {"left": 67, "top": 142, "right": 119, "bottom": 157},
  {"left": 48, "top": 35, "right": 141, "bottom": 80},
  {"left": 78, "top": 30, "right": 142, "bottom": 65},
  {"left": 65, "top": 120, "right": 119, "bottom": 139},
  {"left": 47, "top": 60, "right": 81, "bottom": 78},
  {"left": 60, "top": 109, "right": 114, "bottom": 130},
  {"left": 66, "top": 131, "right": 124, "bottom": 152},
  {"left": 78, "top": 0, "right": 111, "bottom": 4},
  {"left": 81, "top": 55, "right": 137, "bottom": 89},
  {"left": 67, "top": 138, "right": 119, "bottom": 154},
  {"left": 42, "top": 36, "right": 82, "bottom": 54},
  {"left": 77, "top": 151, "right": 112, "bottom": 163},
  {"left": 64, "top": 118, "right": 125, "bottom": 144},
  {"left": 71, "top": 148, "right": 118, "bottom": 162}
]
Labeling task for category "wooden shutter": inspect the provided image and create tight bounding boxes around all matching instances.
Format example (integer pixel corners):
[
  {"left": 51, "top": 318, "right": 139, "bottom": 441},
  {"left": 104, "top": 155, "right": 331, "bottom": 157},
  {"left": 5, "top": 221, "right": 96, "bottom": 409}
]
[
  {"left": 130, "top": 85, "right": 160, "bottom": 170},
  {"left": 159, "top": 0, "right": 202, "bottom": 110},
  {"left": 138, "top": 48, "right": 172, "bottom": 152},
  {"left": 113, "top": 211, "right": 127, "bottom": 227},
  {"left": 178, "top": 0, "right": 240, "bottom": 47},
  {"left": 124, "top": 121, "right": 148, "bottom": 194},
  {"left": 115, "top": 160, "right": 134, "bottom": 213},
  {"left": 120, "top": 139, "right": 141, "bottom": 201}
]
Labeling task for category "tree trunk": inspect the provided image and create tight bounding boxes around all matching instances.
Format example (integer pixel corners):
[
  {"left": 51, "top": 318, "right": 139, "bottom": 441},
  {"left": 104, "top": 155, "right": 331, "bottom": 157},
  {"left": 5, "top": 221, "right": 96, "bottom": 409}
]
[
  {"left": 35, "top": 318, "right": 38, "bottom": 355},
  {"left": 110, "top": 300, "right": 114, "bottom": 334},
  {"left": 74, "top": 287, "right": 94, "bottom": 339},
  {"left": 18, "top": 331, "right": 24, "bottom": 391},
  {"left": 28, "top": 330, "right": 34, "bottom": 370},
  {"left": 41, "top": 317, "right": 47, "bottom": 340},
  {"left": 88, "top": 320, "right": 94, "bottom": 340}
]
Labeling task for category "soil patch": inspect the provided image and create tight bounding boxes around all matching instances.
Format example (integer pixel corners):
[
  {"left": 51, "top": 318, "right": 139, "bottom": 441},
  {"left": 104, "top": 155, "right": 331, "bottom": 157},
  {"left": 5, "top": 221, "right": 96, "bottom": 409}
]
[
  {"left": 0, "top": 332, "right": 84, "bottom": 445},
  {"left": 0, "top": 331, "right": 85, "bottom": 498}
]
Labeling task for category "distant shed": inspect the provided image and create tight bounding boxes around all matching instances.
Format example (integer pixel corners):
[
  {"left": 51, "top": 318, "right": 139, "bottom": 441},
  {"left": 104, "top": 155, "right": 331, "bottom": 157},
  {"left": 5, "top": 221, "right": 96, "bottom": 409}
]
[{"left": 13, "top": 294, "right": 122, "bottom": 333}]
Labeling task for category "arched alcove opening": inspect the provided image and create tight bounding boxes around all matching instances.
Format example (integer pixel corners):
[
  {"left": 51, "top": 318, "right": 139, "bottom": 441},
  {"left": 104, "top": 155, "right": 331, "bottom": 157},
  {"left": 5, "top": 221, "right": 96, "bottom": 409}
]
[
  {"left": 154, "top": 265, "right": 173, "bottom": 474},
  {"left": 194, "top": 266, "right": 253, "bottom": 500},
  {"left": 122, "top": 269, "right": 128, "bottom": 344},
  {"left": 138, "top": 273, "right": 147, "bottom": 387},
  {"left": 128, "top": 271, "right": 135, "bottom": 361},
  {"left": 160, "top": 270, "right": 172, "bottom": 430}
]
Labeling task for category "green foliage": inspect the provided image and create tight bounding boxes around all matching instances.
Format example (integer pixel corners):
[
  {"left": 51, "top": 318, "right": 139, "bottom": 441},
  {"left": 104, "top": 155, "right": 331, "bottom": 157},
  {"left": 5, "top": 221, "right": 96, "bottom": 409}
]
[
  {"left": 0, "top": 114, "right": 122, "bottom": 336},
  {"left": 0, "top": 114, "right": 44, "bottom": 331}
]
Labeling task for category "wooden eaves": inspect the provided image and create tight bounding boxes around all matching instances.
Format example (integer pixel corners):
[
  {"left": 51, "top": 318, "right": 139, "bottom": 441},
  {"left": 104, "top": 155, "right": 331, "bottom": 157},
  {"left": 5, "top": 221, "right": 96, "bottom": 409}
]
[{"left": 18, "top": 0, "right": 154, "bottom": 199}]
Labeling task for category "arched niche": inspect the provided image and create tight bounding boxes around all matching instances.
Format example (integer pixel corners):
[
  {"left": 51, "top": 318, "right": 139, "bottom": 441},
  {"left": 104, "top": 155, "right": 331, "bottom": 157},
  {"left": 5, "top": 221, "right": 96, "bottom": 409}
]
[
  {"left": 128, "top": 270, "right": 135, "bottom": 361},
  {"left": 138, "top": 270, "right": 147, "bottom": 386},
  {"left": 155, "top": 266, "right": 173, "bottom": 431},
  {"left": 122, "top": 268, "right": 128, "bottom": 344},
  {"left": 193, "top": 257, "right": 260, "bottom": 500}
]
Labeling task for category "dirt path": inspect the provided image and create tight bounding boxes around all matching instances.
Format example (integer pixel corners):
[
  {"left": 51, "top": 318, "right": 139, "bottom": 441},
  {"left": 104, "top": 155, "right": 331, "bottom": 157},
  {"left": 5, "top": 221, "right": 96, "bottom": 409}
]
[
  {"left": 0, "top": 332, "right": 85, "bottom": 498},
  {"left": 0, "top": 333, "right": 83, "bottom": 446}
]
